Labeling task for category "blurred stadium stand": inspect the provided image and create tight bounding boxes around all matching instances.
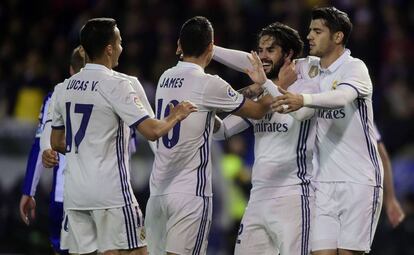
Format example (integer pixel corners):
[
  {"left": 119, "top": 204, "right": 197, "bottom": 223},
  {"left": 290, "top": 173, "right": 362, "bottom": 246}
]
[{"left": 0, "top": 0, "right": 413, "bottom": 254}]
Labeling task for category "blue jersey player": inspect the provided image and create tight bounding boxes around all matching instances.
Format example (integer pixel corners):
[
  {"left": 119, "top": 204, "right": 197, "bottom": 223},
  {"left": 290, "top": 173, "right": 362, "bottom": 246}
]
[{"left": 19, "top": 46, "right": 86, "bottom": 254}]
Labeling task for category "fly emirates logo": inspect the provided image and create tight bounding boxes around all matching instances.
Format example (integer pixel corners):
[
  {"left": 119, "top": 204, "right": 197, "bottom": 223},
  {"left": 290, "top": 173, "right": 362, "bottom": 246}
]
[
  {"left": 254, "top": 113, "right": 288, "bottom": 133},
  {"left": 317, "top": 108, "right": 346, "bottom": 119}
]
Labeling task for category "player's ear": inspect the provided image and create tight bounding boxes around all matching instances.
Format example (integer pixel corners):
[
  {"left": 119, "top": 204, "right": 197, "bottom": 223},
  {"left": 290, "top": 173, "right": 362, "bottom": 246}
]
[
  {"left": 176, "top": 39, "right": 182, "bottom": 55},
  {"left": 106, "top": 44, "right": 113, "bottom": 57},
  {"left": 69, "top": 66, "right": 75, "bottom": 76},
  {"left": 207, "top": 41, "right": 214, "bottom": 52},
  {"left": 334, "top": 31, "right": 344, "bottom": 45}
]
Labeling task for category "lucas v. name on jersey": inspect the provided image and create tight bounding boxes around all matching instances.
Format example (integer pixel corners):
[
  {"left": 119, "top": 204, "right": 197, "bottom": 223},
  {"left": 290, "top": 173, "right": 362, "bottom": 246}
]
[{"left": 66, "top": 79, "right": 99, "bottom": 92}]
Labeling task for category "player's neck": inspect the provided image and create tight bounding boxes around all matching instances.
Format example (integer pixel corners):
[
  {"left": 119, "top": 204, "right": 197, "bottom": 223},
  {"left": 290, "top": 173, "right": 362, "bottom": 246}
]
[
  {"left": 182, "top": 56, "right": 207, "bottom": 69},
  {"left": 91, "top": 57, "right": 113, "bottom": 69},
  {"left": 320, "top": 46, "right": 345, "bottom": 69}
]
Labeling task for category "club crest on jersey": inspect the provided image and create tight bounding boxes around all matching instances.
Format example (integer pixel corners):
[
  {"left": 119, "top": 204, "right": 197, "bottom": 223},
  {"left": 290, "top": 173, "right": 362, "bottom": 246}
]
[
  {"left": 133, "top": 96, "right": 144, "bottom": 109},
  {"left": 308, "top": 65, "right": 319, "bottom": 78},
  {"left": 332, "top": 80, "right": 338, "bottom": 90},
  {"left": 227, "top": 86, "right": 239, "bottom": 101},
  {"left": 140, "top": 228, "right": 146, "bottom": 241}
]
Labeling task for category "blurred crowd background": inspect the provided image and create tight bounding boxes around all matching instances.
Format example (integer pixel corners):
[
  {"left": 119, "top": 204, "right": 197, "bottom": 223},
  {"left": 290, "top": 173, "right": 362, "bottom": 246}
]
[{"left": 0, "top": 0, "right": 413, "bottom": 254}]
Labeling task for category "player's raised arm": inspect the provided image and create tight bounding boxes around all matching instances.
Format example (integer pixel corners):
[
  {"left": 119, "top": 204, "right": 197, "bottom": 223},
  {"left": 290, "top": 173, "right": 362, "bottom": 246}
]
[
  {"left": 213, "top": 45, "right": 253, "bottom": 72},
  {"left": 272, "top": 59, "right": 371, "bottom": 114},
  {"left": 229, "top": 51, "right": 284, "bottom": 120},
  {"left": 134, "top": 78, "right": 157, "bottom": 152},
  {"left": 136, "top": 101, "right": 197, "bottom": 141},
  {"left": 231, "top": 96, "right": 271, "bottom": 120},
  {"left": 214, "top": 46, "right": 297, "bottom": 96},
  {"left": 272, "top": 83, "right": 358, "bottom": 113}
]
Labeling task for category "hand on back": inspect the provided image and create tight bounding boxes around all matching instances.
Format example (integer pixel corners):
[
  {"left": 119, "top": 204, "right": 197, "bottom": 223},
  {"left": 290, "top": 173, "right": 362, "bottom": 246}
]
[{"left": 169, "top": 101, "right": 198, "bottom": 121}]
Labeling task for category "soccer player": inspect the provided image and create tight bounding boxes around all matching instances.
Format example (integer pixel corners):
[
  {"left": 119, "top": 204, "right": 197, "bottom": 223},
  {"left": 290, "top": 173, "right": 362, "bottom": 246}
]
[
  {"left": 38, "top": 44, "right": 158, "bottom": 253},
  {"left": 272, "top": 7, "right": 383, "bottom": 255},
  {"left": 213, "top": 22, "right": 319, "bottom": 255},
  {"left": 144, "top": 16, "right": 275, "bottom": 255},
  {"left": 19, "top": 46, "right": 86, "bottom": 255},
  {"left": 50, "top": 18, "right": 196, "bottom": 255},
  {"left": 40, "top": 45, "right": 157, "bottom": 254}
]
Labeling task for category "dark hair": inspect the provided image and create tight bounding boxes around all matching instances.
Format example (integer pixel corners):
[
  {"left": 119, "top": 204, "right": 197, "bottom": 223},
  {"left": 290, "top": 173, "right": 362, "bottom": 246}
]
[
  {"left": 70, "top": 46, "right": 87, "bottom": 73},
  {"left": 257, "top": 22, "right": 304, "bottom": 59},
  {"left": 80, "top": 18, "right": 117, "bottom": 61},
  {"left": 179, "top": 16, "right": 213, "bottom": 57},
  {"left": 311, "top": 7, "right": 353, "bottom": 46}
]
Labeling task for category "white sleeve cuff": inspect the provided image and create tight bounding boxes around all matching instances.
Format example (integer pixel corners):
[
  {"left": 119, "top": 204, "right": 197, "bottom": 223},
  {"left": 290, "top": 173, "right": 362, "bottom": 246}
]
[{"left": 302, "top": 94, "right": 313, "bottom": 106}]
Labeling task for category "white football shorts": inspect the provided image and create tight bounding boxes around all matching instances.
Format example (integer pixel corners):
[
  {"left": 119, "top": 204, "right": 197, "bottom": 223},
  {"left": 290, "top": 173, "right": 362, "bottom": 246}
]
[
  {"left": 145, "top": 193, "right": 212, "bottom": 255},
  {"left": 60, "top": 204, "right": 146, "bottom": 254},
  {"left": 235, "top": 194, "right": 313, "bottom": 255},
  {"left": 311, "top": 182, "right": 383, "bottom": 253}
]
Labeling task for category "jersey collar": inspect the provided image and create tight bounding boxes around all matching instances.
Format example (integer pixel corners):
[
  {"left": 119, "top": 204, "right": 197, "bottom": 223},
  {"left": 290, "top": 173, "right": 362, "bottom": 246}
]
[
  {"left": 320, "top": 49, "right": 351, "bottom": 74},
  {"left": 177, "top": 61, "right": 204, "bottom": 72},
  {"left": 83, "top": 63, "right": 113, "bottom": 74}
]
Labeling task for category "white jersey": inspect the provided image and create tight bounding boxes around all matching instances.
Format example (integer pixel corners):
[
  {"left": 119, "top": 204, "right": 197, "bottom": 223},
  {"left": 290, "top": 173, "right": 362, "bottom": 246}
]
[
  {"left": 250, "top": 79, "right": 319, "bottom": 200},
  {"left": 52, "top": 63, "right": 150, "bottom": 209},
  {"left": 42, "top": 71, "right": 154, "bottom": 203},
  {"left": 113, "top": 70, "right": 156, "bottom": 153},
  {"left": 218, "top": 78, "right": 319, "bottom": 201},
  {"left": 150, "top": 61, "right": 245, "bottom": 197},
  {"left": 295, "top": 56, "right": 321, "bottom": 80},
  {"left": 315, "top": 50, "right": 383, "bottom": 187}
]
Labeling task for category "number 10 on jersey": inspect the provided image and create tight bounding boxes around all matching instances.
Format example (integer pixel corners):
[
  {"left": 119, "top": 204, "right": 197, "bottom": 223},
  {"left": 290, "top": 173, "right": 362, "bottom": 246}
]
[{"left": 156, "top": 99, "right": 181, "bottom": 149}]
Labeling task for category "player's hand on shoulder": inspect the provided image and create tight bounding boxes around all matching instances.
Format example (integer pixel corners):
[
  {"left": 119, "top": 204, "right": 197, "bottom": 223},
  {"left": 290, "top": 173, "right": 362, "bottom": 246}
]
[
  {"left": 19, "top": 195, "right": 36, "bottom": 225},
  {"left": 42, "top": 149, "right": 59, "bottom": 168},
  {"left": 169, "top": 101, "right": 198, "bottom": 121},
  {"left": 278, "top": 53, "right": 297, "bottom": 90}
]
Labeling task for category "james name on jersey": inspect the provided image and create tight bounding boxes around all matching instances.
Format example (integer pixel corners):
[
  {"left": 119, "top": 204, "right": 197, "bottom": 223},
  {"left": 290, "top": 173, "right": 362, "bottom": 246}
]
[{"left": 159, "top": 76, "right": 184, "bottom": 88}]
